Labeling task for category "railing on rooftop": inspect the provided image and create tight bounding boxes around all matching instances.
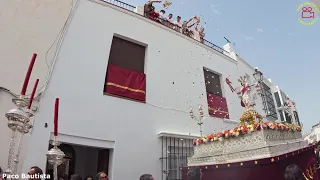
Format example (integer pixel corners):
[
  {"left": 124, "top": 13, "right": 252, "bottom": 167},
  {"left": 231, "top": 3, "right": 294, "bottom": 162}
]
[
  {"left": 101, "top": 0, "right": 231, "bottom": 58},
  {"left": 102, "top": 0, "right": 136, "bottom": 11},
  {"left": 203, "top": 40, "right": 229, "bottom": 55}
]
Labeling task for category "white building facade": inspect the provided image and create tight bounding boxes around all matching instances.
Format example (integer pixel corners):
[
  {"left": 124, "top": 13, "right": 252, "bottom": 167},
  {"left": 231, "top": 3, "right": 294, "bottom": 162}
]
[
  {"left": 0, "top": 0, "right": 72, "bottom": 173},
  {"left": 0, "top": 0, "right": 300, "bottom": 179},
  {"left": 304, "top": 123, "right": 320, "bottom": 144}
]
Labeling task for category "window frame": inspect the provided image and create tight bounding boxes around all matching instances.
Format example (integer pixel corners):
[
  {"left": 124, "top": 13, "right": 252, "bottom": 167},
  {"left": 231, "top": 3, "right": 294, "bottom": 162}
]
[
  {"left": 260, "top": 82, "right": 278, "bottom": 120},
  {"left": 107, "top": 35, "right": 147, "bottom": 73},
  {"left": 203, "top": 67, "right": 223, "bottom": 97},
  {"left": 103, "top": 34, "right": 147, "bottom": 102},
  {"left": 160, "top": 136, "right": 194, "bottom": 180},
  {"left": 294, "top": 111, "right": 301, "bottom": 126},
  {"left": 274, "top": 92, "right": 282, "bottom": 107}
]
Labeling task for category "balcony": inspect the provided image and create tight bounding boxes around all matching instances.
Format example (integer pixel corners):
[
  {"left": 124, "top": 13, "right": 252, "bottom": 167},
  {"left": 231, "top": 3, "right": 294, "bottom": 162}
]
[{"left": 100, "top": 0, "right": 232, "bottom": 59}]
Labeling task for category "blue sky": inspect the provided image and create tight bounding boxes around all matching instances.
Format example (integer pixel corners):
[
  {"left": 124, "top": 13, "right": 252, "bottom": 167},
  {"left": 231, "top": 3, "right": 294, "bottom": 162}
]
[{"left": 130, "top": 0, "right": 319, "bottom": 133}]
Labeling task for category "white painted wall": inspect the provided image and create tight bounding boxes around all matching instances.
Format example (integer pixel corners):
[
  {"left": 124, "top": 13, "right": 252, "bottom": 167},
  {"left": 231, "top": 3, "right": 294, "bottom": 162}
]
[
  {"left": 304, "top": 123, "right": 320, "bottom": 143},
  {"left": 21, "top": 0, "right": 299, "bottom": 179},
  {"left": 0, "top": 0, "right": 72, "bottom": 173}
]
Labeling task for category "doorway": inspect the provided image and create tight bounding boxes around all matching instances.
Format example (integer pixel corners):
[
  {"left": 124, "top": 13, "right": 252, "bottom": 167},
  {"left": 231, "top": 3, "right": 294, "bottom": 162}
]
[{"left": 45, "top": 143, "right": 110, "bottom": 180}]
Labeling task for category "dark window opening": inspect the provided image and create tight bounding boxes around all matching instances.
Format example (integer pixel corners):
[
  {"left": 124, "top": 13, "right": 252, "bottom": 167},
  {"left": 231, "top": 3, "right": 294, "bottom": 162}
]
[
  {"left": 261, "top": 82, "right": 277, "bottom": 120},
  {"left": 160, "top": 137, "right": 194, "bottom": 180},
  {"left": 274, "top": 92, "right": 282, "bottom": 107},
  {"left": 294, "top": 111, "right": 301, "bottom": 126},
  {"left": 108, "top": 36, "right": 146, "bottom": 73},
  {"left": 285, "top": 111, "right": 292, "bottom": 124},
  {"left": 203, "top": 68, "right": 222, "bottom": 96},
  {"left": 279, "top": 110, "right": 285, "bottom": 122}
]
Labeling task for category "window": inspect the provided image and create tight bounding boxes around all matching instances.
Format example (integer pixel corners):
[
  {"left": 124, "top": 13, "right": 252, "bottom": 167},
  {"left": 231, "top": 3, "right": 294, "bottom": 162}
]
[
  {"left": 104, "top": 35, "right": 147, "bottom": 102},
  {"left": 285, "top": 111, "right": 292, "bottom": 124},
  {"left": 160, "top": 137, "right": 194, "bottom": 180},
  {"left": 279, "top": 110, "right": 285, "bottom": 123},
  {"left": 274, "top": 92, "right": 282, "bottom": 107},
  {"left": 108, "top": 36, "right": 146, "bottom": 72},
  {"left": 260, "top": 82, "right": 277, "bottom": 120},
  {"left": 203, "top": 68, "right": 222, "bottom": 96},
  {"left": 294, "top": 111, "right": 301, "bottom": 126},
  {"left": 280, "top": 91, "right": 288, "bottom": 106},
  {"left": 203, "top": 68, "right": 229, "bottom": 119}
]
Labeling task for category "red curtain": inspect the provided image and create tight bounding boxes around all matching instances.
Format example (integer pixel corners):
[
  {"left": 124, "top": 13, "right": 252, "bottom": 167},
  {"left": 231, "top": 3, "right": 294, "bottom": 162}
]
[
  {"left": 207, "top": 92, "right": 230, "bottom": 119},
  {"left": 105, "top": 64, "right": 146, "bottom": 102},
  {"left": 182, "top": 145, "right": 318, "bottom": 180}
]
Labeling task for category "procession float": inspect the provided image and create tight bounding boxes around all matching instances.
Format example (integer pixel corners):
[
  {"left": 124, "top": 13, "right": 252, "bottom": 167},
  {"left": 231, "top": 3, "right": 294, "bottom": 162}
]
[{"left": 183, "top": 70, "right": 317, "bottom": 180}]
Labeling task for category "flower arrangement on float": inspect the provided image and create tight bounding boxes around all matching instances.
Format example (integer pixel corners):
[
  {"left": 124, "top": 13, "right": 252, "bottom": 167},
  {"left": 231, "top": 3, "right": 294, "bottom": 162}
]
[{"left": 193, "top": 121, "right": 302, "bottom": 146}]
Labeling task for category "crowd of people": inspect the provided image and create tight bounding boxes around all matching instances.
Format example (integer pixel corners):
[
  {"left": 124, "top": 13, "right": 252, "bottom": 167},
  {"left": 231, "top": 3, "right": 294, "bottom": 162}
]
[
  {"left": 144, "top": 0, "right": 205, "bottom": 43},
  {"left": 1, "top": 144, "right": 320, "bottom": 180},
  {"left": 0, "top": 158, "right": 318, "bottom": 180},
  {"left": 283, "top": 142, "right": 320, "bottom": 180}
]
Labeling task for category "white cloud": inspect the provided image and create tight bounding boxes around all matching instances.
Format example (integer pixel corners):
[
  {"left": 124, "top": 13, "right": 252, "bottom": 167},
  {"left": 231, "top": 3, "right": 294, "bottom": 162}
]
[
  {"left": 243, "top": 34, "right": 254, "bottom": 41},
  {"left": 257, "top": 28, "right": 263, "bottom": 32},
  {"left": 211, "top": 4, "right": 221, "bottom": 14}
]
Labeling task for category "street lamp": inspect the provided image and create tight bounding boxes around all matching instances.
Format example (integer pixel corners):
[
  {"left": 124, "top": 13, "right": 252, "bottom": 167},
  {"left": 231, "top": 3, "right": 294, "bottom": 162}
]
[{"left": 253, "top": 67, "right": 263, "bottom": 82}]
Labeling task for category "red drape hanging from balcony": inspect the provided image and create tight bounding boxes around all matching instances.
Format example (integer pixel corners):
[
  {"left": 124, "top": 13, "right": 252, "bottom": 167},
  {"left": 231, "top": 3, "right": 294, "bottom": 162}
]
[
  {"left": 207, "top": 92, "right": 230, "bottom": 119},
  {"left": 105, "top": 64, "right": 146, "bottom": 102}
]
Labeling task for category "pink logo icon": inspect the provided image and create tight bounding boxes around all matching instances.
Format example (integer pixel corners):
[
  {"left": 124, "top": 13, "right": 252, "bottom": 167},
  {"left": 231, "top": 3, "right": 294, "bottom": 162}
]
[{"left": 301, "top": 7, "right": 315, "bottom": 18}]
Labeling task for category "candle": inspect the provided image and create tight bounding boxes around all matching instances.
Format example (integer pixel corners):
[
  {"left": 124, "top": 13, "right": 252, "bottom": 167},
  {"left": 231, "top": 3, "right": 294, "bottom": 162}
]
[
  {"left": 21, "top": 53, "right": 37, "bottom": 95},
  {"left": 54, "top": 98, "right": 59, "bottom": 136},
  {"left": 27, "top": 79, "right": 39, "bottom": 109}
]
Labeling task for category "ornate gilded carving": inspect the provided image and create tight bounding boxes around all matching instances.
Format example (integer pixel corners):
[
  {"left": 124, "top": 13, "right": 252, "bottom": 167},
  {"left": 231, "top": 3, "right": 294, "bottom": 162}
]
[{"left": 240, "top": 109, "right": 263, "bottom": 125}]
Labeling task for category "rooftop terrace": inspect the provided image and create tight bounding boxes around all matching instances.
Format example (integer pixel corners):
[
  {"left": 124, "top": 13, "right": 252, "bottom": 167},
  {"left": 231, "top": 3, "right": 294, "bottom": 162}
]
[{"left": 99, "top": 0, "right": 233, "bottom": 59}]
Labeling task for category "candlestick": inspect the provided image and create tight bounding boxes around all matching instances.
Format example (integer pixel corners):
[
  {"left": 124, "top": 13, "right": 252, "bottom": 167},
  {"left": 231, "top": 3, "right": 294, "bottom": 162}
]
[
  {"left": 47, "top": 98, "right": 65, "bottom": 180},
  {"left": 21, "top": 53, "right": 37, "bottom": 95},
  {"left": 54, "top": 98, "right": 59, "bottom": 136},
  {"left": 27, "top": 79, "right": 39, "bottom": 109},
  {"left": 5, "top": 108, "right": 33, "bottom": 176}
]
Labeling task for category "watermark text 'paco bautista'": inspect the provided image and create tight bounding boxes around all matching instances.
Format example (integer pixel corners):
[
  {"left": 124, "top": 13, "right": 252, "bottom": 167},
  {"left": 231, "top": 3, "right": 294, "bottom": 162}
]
[{"left": 2, "top": 173, "right": 51, "bottom": 179}]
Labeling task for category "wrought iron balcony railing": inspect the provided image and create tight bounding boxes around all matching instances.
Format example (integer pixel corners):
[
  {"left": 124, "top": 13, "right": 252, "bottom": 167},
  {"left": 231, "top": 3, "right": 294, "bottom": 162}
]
[{"left": 102, "top": 0, "right": 136, "bottom": 11}]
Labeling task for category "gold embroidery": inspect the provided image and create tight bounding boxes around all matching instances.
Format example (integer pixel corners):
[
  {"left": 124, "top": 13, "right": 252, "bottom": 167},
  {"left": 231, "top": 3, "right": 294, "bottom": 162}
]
[
  {"left": 309, "top": 167, "right": 314, "bottom": 176},
  {"left": 303, "top": 172, "right": 310, "bottom": 180},
  {"left": 306, "top": 168, "right": 314, "bottom": 179},
  {"left": 208, "top": 107, "right": 228, "bottom": 114},
  {"left": 107, "top": 82, "right": 146, "bottom": 94}
]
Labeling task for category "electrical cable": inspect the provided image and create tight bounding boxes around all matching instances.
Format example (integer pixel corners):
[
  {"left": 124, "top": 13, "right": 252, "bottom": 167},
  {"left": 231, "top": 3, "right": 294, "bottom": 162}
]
[{"left": 0, "top": 0, "right": 80, "bottom": 101}]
